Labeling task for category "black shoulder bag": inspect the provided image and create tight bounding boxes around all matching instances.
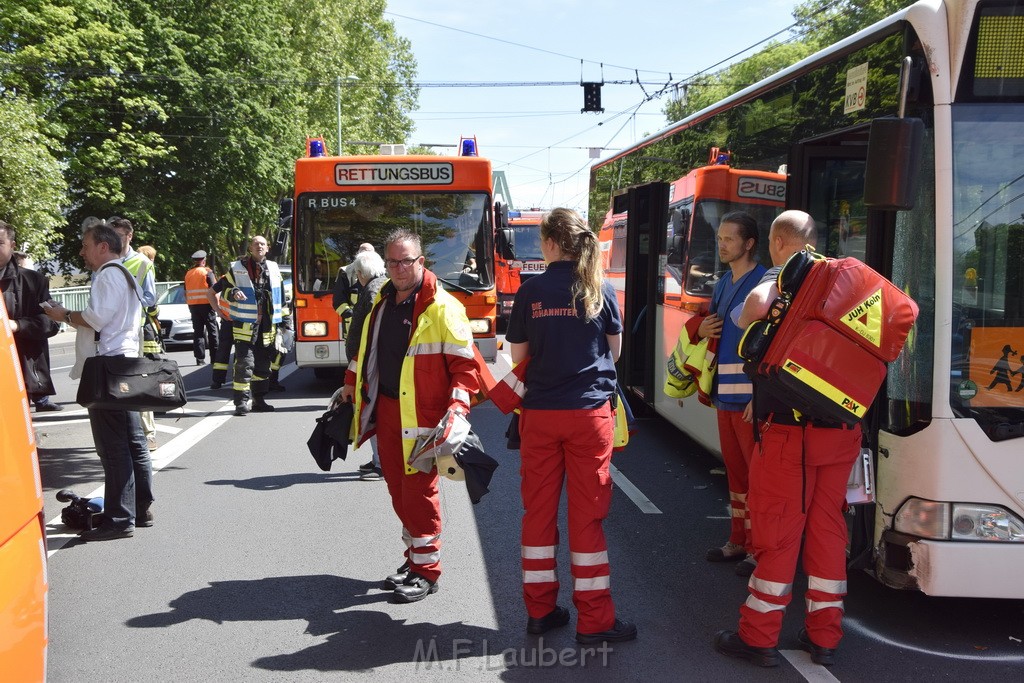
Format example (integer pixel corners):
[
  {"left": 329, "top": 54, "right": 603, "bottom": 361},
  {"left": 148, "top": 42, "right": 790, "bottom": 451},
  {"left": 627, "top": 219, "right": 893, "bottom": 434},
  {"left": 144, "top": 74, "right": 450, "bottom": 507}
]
[{"left": 76, "top": 263, "right": 187, "bottom": 412}]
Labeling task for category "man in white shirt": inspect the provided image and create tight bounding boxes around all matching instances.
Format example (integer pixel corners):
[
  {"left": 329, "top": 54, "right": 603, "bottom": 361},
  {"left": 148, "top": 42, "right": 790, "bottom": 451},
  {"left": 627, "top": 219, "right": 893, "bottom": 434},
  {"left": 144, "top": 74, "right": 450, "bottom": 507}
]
[{"left": 45, "top": 219, "right": 154, "bottom": 541}]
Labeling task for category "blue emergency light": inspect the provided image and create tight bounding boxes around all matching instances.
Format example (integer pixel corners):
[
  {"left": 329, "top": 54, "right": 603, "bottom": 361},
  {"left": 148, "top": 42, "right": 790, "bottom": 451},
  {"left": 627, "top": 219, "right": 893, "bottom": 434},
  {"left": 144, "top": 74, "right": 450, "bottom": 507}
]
[
  {"left": 460, "top": 137, "right": 478, "bottom": 157},
  {"left": 308, "top": 138, "right": 326, "bottom": 157}
]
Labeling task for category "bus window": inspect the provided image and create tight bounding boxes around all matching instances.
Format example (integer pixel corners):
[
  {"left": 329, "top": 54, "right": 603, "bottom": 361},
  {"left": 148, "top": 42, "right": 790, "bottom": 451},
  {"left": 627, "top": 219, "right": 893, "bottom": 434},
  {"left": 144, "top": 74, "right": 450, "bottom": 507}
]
[
  {"left": 685, "top": 200, "right": 724, "bottom": 296},
  {"left": 296, "top": 192, "right": 494, "bottom": 293},
  {"left": 952, "top": 103, "right": 1024, "bottom": 440}
]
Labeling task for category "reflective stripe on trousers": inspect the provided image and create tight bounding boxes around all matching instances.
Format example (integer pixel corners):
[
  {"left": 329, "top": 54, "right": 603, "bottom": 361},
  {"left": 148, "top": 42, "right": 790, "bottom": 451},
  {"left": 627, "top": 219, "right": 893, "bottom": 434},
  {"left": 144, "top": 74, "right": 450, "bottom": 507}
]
[
  {"left": 519, "top": 405, "right": 616, "bottom": 634},
  {"left": 377, "top": 395, "right": 442, "bottom": 582}
]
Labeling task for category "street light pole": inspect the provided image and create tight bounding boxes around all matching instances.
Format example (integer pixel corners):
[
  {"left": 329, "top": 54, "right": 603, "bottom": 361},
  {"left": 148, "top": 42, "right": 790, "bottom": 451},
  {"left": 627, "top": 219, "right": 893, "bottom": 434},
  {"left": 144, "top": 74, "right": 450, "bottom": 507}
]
[{"left": 336, "top": 74, "right": 358, "bottom": 156}]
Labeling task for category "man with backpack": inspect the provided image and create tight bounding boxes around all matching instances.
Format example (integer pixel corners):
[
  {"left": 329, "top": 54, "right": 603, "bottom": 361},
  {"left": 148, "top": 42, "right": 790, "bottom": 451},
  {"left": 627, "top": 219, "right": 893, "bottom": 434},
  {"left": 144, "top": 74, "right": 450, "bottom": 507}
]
[{"left": 714, "top": 210, "right": 859, "bottom": 668}]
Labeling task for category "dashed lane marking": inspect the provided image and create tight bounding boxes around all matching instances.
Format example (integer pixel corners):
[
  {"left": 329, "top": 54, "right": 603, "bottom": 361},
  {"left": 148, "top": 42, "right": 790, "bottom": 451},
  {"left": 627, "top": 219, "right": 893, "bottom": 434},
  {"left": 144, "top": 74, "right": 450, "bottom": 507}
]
[
  {"left": 44, "top": 365, "right": 297, "bottom": 557},
  {"left": 780, "top": 650, "right": 840, "bottom": 681},
  {"left": 610, "top": 463, "right": 662, "bottom": 514}
]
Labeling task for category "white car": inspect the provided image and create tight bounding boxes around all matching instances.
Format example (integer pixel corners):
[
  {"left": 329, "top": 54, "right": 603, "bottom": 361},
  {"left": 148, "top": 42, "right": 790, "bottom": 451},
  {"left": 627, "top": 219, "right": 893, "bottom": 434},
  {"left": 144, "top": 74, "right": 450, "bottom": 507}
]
[
  {"left": 156, "top": 284, "right": 193, "bottom": 349},
  {"left": 157, "top": 270, "right": 292, "bottom": 349}
]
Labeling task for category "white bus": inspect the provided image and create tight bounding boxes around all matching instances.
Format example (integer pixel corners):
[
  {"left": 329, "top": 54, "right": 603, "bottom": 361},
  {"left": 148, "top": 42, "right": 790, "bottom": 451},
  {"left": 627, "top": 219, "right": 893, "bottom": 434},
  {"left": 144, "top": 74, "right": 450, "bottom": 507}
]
[{"left": 590, "top": 0, "right": 1024, "bottom": 599}]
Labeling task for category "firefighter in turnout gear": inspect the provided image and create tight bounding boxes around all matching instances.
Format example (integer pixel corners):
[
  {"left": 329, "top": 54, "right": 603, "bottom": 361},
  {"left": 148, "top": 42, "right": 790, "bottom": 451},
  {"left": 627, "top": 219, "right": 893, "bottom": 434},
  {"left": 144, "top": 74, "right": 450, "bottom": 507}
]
[
  {"left": 714, "top": 210, "right": 861, "bottom": 669},
  {"left": 207, "top": 236, "right": 283, "bottom": 416},
  {"left": 339, "top": 229, "right": 492, "bottom": 604},
  {"left": 209, "top": 283, "right": 234, "bottom": 390}
]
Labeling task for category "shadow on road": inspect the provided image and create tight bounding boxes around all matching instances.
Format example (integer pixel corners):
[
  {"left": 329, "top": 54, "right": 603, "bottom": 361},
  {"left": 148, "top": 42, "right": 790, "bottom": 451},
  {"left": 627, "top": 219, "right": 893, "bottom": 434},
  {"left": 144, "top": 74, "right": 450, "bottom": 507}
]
[{"left": 125, "top": 573, "right": 502, "bottom": 673}]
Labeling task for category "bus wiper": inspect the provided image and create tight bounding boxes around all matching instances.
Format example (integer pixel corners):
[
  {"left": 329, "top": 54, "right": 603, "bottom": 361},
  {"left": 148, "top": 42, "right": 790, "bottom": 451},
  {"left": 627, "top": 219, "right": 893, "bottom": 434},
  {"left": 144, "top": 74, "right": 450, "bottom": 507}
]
[{"left": 436, "top": 276, "right": 473, "bottom": 294}]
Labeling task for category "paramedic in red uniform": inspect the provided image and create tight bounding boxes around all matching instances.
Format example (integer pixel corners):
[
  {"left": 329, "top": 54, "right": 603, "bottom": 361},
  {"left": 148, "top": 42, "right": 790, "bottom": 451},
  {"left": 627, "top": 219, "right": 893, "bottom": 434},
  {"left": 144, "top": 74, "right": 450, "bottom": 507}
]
[
  {"left": 340, "top": 229, "right": 490, "bottom": 604},
  {"left": 714, "top": 210, "right": 861, "bottom": 667},
  {"left": 506, "top": 208, "right": 636, "bottom": 644}
]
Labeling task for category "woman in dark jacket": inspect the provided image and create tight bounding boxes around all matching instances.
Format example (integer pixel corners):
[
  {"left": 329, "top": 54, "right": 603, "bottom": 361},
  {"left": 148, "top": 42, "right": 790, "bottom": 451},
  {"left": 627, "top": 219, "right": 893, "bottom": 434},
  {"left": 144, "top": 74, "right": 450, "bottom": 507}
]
[
  {"left": 506, "top": 208, "right": 634, "bottom": 644},
  {"left": 0, "top": 222, "right": 61, "bottom": 410},
  {"left": 345, "top": 249, "right": 387, "bottom": 480}
]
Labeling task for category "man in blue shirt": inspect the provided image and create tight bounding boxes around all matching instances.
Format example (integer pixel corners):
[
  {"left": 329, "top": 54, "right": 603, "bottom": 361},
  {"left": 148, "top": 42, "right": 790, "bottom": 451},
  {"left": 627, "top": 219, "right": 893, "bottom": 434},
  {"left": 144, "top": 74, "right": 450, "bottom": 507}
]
[{"left": 689, "top": 212, "right": 766, "bottom": 577}]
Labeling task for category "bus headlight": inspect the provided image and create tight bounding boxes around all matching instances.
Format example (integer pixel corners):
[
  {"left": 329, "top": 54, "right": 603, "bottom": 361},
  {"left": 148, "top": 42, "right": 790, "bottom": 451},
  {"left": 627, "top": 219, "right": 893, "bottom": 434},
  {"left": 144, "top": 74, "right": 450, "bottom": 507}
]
[
  {"left": 468, "top": 318, "right": 491, "bottom": 334},
  {"left": 302, "top": 321, "right": 328, "bottom": 337},
  {"left": 950, "top": 505, "right": 1024, "bottom": 542},
  {"left": 893, "top": 498, "right": 949, "bottom": 539},
  {"left": 893, "top": 498, "right": 1024, "bottom": 542}
]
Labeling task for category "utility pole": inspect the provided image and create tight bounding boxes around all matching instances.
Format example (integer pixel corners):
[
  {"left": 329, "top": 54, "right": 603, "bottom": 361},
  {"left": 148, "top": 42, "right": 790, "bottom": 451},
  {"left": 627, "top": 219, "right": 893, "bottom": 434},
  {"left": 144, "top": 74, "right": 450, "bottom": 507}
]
[{"left": 336, "top": 75, "right": 358, "bottom": 155}]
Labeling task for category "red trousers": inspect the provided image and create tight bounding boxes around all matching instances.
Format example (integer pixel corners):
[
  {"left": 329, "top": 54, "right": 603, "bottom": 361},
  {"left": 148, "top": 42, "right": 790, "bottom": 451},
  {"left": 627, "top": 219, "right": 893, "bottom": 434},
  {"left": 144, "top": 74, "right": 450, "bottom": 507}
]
[
  {"left": 717, "top": 408, "right": 755, "bottom": 551},
  {"left": 739, "top": 421, "right": 861, "bottom": 649},
  {"left": 375, "top": 395, "right": 442, "bottom": 582},
  {"left": 519, "top": 405, "right": 616, "bottom": 634}
]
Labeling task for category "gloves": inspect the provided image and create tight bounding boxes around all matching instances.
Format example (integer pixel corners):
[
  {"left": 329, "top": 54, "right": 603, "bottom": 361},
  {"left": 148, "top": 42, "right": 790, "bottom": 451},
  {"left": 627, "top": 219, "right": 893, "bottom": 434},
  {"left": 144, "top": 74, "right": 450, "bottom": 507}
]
[{"left": 435, "top": 402, "right": 470, "bottom": 449}]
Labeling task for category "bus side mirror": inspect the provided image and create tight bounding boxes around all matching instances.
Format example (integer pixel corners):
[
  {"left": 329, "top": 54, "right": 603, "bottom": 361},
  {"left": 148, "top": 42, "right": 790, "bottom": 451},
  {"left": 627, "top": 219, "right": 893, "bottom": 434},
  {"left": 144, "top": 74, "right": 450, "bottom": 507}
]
[
  {"left": 864, "top": 117, "right": 924, "bottom": 210},
  {"left": 495, "top": 202, "right": 509, "bottom": 228},
  {"left": 270, "top": 198, "right": 293, "bottom": 259},
  {"left": 497, "top": 228, "right": 516, "bottom": 260}
]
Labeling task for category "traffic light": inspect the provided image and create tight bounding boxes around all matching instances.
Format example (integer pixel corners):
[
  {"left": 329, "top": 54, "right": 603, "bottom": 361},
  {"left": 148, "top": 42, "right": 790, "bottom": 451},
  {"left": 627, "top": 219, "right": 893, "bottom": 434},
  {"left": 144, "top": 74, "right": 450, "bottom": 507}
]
[{"left": 582, "top": 82, "right": 604, "bottom": 113}]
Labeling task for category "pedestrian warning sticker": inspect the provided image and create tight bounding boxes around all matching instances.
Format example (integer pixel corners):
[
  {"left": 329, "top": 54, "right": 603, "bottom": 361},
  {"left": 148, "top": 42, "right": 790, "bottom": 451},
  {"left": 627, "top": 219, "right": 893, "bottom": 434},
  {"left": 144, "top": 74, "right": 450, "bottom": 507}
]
[
  {"left": 967, "top": 327, "right": 1024, "bottom": 407},
  {"left": 840, "top": 289, "right": 883, "bottom": 347}
]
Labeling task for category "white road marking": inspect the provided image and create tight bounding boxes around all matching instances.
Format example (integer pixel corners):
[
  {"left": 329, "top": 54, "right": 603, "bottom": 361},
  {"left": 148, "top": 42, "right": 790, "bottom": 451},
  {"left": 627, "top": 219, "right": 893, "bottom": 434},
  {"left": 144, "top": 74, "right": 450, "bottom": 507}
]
[
  {"left": 44, "top": 365, "right": 297, "bottom": 557},
  {"left": 780, "top": 650, "right": 840, "bottom": 681},
  {"left": 610, "top": 463, "right": 662, "bottom": 514},
  {"left": 844, "top": 615, "right": 1024, "bottom": 663},
  {"left": 492, "top": 353, "right": 661, "bottom": 514}
]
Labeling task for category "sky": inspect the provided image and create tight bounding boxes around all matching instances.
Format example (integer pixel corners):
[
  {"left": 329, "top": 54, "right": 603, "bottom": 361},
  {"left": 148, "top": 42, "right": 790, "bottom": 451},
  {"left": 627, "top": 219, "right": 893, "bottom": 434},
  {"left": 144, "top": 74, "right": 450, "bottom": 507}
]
[{"left": 385, "top": 0, "right": 801, "bottom": 216}]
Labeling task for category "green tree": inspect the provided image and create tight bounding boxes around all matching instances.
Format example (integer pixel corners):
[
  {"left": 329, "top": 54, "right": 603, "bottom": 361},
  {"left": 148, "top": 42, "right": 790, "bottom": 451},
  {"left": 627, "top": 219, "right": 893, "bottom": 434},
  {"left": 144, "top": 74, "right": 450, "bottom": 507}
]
[
  {"left": 0, "top": 94, "right": 68, "bottom": 264},
  {"left": 0, "top": 0, "right": 418, "bottom": 278}
]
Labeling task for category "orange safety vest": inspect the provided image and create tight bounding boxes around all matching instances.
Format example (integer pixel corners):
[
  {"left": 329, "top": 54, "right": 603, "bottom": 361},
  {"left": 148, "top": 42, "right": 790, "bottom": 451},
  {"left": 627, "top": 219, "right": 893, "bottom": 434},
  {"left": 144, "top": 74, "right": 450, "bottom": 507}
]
[{"left": 185, "top": 266, "right": 212, "bottom": 306}]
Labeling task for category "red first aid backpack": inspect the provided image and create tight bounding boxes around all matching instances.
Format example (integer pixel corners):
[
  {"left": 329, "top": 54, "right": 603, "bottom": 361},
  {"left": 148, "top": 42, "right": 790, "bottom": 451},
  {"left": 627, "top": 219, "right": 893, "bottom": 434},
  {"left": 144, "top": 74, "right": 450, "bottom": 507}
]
[{"left": 739, "top": 250, "right": 919, "bottom": 425}]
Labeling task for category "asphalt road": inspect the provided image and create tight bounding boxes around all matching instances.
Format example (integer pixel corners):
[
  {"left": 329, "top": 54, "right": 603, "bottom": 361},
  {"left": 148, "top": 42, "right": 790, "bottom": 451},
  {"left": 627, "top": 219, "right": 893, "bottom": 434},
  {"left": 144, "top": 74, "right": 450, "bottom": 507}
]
[{"left": 34, "top": 334, "right": 1024, "bottom": 681}]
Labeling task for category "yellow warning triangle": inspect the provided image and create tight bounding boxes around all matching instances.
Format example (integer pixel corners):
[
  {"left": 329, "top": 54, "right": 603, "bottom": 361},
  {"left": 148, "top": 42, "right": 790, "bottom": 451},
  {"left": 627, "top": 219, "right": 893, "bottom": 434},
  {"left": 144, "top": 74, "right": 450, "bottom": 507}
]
[{"left": 841, "top": 289, "right": 883, "bottom": 347}]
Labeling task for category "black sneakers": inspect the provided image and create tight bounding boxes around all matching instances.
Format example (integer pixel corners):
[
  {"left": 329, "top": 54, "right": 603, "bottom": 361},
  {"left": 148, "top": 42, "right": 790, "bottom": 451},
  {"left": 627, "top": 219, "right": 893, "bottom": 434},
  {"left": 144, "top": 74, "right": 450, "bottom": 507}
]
[
  {"left": 358, "top": 460, "right": 376, "bottom": 473},
  {"left": 527, "top": 606, "right": 570, "bottom": 635},
  {"left": 798, "top": 628, "right": 836, "bottom": 666},
  {"left": 137, "top": 508, "right": 154, "bottom": 528},
  {"left": 575, "top": 618, "right": 637, "bottom": 644},
  {"left": 391, "top": 573, "right": 438, "bottom": 603},
  {"left": 706, "top": 541, "right": 746, "bottom": 562},
  {"left": 80, "top": 524, "right": 134, "bottom": 542},
  {"left": 34, "top": 401, "right": 64, "bottom": 412},
  {"left": 713, "top": 630, "right": 780, "bottom": 667}
]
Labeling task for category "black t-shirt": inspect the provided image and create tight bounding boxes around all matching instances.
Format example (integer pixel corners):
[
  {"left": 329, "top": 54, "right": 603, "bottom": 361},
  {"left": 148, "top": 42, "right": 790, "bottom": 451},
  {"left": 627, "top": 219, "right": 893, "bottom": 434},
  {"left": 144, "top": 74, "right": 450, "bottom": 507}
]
[
  {"left": 506, "top": 261, "right": 622, "bottom": 409},
  {"left": 376, "top": 286, "right": 418, "bottom": 398}
]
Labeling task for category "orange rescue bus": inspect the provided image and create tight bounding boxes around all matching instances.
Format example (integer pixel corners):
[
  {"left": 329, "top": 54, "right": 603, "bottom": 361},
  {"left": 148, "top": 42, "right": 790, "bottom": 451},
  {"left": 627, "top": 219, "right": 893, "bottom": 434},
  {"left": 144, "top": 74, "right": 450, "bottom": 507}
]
[{"left": 284, "top": 137, "right": 499, "bottom": 373}]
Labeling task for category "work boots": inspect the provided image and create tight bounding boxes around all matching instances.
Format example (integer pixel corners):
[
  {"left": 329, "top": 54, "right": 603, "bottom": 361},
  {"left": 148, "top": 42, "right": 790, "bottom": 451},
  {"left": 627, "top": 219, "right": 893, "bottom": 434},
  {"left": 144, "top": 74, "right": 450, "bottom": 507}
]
[{"left": 251, "top": 396, "right": 275, "bottom": 412}]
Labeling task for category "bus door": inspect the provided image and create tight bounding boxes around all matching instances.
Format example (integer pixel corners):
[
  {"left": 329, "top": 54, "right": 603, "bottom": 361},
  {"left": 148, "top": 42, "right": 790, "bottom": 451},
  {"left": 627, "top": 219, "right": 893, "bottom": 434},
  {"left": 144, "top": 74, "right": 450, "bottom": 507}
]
[{"left": 617, "top": 182, "right": 669, "bottom": 402}]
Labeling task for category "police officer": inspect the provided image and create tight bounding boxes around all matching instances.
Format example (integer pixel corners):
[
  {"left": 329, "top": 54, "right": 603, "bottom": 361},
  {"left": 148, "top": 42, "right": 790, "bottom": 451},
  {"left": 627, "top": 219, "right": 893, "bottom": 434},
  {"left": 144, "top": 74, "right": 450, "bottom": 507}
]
[
  {"left": 207, "top": 236, "right": 284, "bottom": 416},
  {"left": 185, "top": 250, "right": 218, "bottom": 366},
  {"left": 714, "top": 210, "right": 860, "bottom": 668},
  {"left": 339, "top": 229, "right": 491, "bottom": 603}
]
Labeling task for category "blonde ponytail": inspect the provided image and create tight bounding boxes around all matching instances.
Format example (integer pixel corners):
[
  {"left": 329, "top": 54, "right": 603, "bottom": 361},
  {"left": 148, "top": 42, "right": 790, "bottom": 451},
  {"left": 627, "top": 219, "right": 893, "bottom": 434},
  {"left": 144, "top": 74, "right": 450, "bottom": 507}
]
[{"left": 541, "top": 208, "right": 605, "bottom": 321}]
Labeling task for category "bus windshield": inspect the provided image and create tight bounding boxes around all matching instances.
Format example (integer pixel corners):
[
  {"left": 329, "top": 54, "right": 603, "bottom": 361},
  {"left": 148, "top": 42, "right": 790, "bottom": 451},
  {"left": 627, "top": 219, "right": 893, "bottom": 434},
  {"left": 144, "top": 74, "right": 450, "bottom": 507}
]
[
  {"left": 676, "top": 198, "right": 779, "bottom": 297},
  {"left": 295, "top": 191, "right": 494, "bottom": 293},
  {"left": 951, "top": 103, "right": 1024, "bottom": 436},
  {"left": 511, "top": 224, "right": 543, "bottom": 260}
]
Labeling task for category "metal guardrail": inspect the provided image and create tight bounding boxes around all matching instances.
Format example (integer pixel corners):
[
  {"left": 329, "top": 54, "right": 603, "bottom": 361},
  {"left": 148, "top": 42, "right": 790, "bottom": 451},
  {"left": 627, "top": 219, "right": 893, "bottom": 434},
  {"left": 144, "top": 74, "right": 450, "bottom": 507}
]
[{"left": 49, "top": 281, "right": 183, "bottom": 311}]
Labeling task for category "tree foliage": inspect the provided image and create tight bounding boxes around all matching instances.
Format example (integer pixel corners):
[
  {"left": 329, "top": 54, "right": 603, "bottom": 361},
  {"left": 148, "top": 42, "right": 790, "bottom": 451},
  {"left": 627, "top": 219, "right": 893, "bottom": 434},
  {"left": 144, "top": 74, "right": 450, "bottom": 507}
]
[
  {"left": 0, "top": 94, "right": 67, "bottom": 261},
  {"left": 0, "top": 0, "right": 417, "bottom": 278}
]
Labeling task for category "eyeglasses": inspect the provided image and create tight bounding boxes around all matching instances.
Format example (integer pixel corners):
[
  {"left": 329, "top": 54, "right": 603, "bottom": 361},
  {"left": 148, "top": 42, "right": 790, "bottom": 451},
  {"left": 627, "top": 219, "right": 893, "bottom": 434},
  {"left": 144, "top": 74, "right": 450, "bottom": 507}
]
[{"left": 385, "top": 257, "right": 420, "bottom": 269}]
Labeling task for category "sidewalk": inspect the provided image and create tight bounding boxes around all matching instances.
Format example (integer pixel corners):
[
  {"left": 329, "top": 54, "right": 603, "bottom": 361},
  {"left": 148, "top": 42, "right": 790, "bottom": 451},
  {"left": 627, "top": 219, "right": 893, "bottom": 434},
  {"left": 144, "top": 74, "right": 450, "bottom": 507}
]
[{"left": 48, "top": 328, "right": 78, "bottom": 359}]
